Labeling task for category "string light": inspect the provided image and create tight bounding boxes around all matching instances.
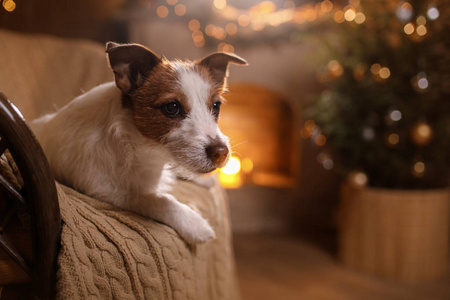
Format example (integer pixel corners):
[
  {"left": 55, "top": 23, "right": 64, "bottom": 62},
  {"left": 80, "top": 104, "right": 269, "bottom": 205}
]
[
  {"left": 315, "top": 134, "right": 326, "bottom": 146},
  {"left": 225, "top": 23, "right": 238, "bottom": 35},
  {"left": 354, "top": 12, "right": 366, "bottom": 24},
  {"left": 344, "top": 8, "right": 356, "bottom": 22},
  {"left": 238, "top": 15, "right": 250, "bottom": 27},
  {"left": 317, "top": 153, "right": 334, "bottom": 170},
  {"left": 156, "top": 5, "right": 169, "bottom": 18},
  {"left": 320, "top": 0, "right": 333, "bottom": 13},
  {"left": 370, "top": 63, "right": 381, "bottom": 75},
  {"left": 333, "top": 11, "right": 345, "bottom": 23},
  {"left": 174, "top": 4, "right": 186, "bottom": 16},
  {"left": 416, "top": 25, "right": 427, "bottom": 36},
  {"left": 387, "top": 133, "right": 400, "bottom": 145},
  {"left": 2, "top": 0, "right": 15, "bottom": 12},
  {"left": 348, "top": 170, "right": 368, "bottom": 186},
  {"left": 379, "top": 67, "right": 391, "bottom": 79},
  {"left": 427, "top": 4, "right": 439, "bottom": 20},
  {"left": 188, "top": 19, "right": 200, "bottom": 31},
  {"left": 416, "top": 15, "right": 426, "bottom": 25},
  {"left": 404, "top": 22, "right": 415, "bottom": 35},
  {"left": 412, "top": 161, "right": 425, "bottom": 177},
  {"left": 396, "top": 1, "right": 413, "bottom": 21},
  {"left": 389, "top": 110, "right": 402, "bottom": 121},
  {"left": 362, "top": 127, "right": 375, "bottom": 140},
  {"left": 213, "top": 0, "right": 227, "bottom": 10}
]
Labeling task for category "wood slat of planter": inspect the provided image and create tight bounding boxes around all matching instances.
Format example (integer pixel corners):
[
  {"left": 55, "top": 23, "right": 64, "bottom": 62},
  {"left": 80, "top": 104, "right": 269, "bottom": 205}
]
[{"left": 338, "top": 183, "right": 450, "bottom": 282}]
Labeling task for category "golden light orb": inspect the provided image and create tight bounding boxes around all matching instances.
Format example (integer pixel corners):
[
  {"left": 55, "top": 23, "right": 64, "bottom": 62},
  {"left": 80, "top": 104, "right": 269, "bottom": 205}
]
[
  {"left": 188, "top": 19, "right": 200, "bottom": 32},
  {"left": 404, "top": 22, "right": 415, "bottom": 35},
  {"left": 174, "top": 4, "right": 186, "bottom": 16},
  {"left": 411, "top": 122, "right": 433, "bottom": 146},
  {"left": 379, "top": 67, "right": 391, "bottom": 79},
  {"left": 156, "top": 5, "right": 169, "bottom": 18}
]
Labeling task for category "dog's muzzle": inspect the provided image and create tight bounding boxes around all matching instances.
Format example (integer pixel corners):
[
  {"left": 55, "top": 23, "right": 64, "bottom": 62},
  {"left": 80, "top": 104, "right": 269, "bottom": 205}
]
[{"left": 205, "top": 141, "right": 229, "bottom": 168}]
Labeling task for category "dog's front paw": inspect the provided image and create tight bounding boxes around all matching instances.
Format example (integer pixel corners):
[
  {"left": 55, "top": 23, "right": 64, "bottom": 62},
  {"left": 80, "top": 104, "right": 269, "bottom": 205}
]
[{"left": 179, "top": 209, "right": 216, "bottom": 244}]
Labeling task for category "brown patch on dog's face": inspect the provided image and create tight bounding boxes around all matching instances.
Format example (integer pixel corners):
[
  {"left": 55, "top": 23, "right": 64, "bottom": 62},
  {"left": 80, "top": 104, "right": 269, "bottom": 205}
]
[{"left": 129, "top": 61, "right": 193, "bottom": 143}]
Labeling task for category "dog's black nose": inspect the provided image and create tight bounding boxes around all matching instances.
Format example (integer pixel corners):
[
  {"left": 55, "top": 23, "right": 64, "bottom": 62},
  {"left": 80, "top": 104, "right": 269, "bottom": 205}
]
[{"left": 206, "top": 143, "right": 229, "bottom": 167}]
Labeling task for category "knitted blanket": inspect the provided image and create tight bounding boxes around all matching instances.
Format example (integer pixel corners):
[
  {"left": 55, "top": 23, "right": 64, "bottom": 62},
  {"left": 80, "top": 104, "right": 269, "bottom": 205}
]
[
  {"left": 0, "top": 150, "right": 239, "bottom": 299},
  {"left": 56, "top": 179, "right": 240, "bottom": 300}
]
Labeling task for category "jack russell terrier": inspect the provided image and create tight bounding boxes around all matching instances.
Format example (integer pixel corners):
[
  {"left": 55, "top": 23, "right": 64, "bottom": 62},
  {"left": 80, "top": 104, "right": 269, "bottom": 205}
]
[{"left": 32, "top": 42, "right": 247, "bottom": 244}]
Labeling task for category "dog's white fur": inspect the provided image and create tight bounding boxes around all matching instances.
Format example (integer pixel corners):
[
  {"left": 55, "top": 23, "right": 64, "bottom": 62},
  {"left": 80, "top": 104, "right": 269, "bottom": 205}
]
[{"left": 32, "top": 43, "right": 246, "bottom": 244}]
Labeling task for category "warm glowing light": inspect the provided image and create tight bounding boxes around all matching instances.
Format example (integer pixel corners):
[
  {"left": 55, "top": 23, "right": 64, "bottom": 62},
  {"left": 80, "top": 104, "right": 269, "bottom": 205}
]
[
  {"left": 3, "top": 0, "right": 15, "bottom": 12},
  {"left": 219, "top": 156, "right": 242, "bottom": 188},
  {"left": 370, "top": 63, "right": 381, "bottom": 75},
  {"left": 250, "top": 1, "right": 277, "bottom": 15},
  {"left": 416, "top": 15, "right": 426, "bottom": 25},
  {"left": 315, "top": 134, "right": 326, "bottom": 146},
  {"left": 416, "top": 25, "right": 427, "bottom": 36},
  {"left": 354, "top": 12, "right": 366, "bottom": 24},
  {"left": 242, "top": 158, "right": 254, "bottom": 173},
  {"left": 156, "top": 5, "right": 169, "bottom": 18},
  {"left": 205, "top": 24, "right": 217, "bottom": 36},
  {"left": 188, "top": 19, "right": 200, "bottom": 31},
  {"left": 328, "top": 60, "right": 343, "bottom": 77},
  {"left": 174, "top": 4, "right": 186, "bottom": 16},
  {"left": 388, "top": 133, "right": 399, "bottom": 145},
  {"left": 218, "top": 43, "right": 234, "bottom": 53},
  {"left": 348, "top": 171, "right": 368, "bottom": 186},
  {"left": 321, "top": 0, "right": 333, "bottom": 13},
  {"left": 225, "top": 23, "right": 238, "bottom": 35},
  {"left": 334, "top": 11, "right": 345, "bottom": 23},
  {"left": 238, "top": 15, "right": 250, "bottom": 27},
  {"left": 166, "top": 0, "right": 177, "bottom": 5},
  {"left": 413, "top": 161, "right": 425, "bottom": 174},
  {"left": 214, "top": 0, "right": 227, "bottom": 10},
  {"left": 379, "top": 67, "right": 391, "bottom": 79},
  {"left": 192, "top": 31, "right": 204, "bottom": 43},
  {"left": 404, "top": 22, "right": 415, "bottom": 35},
  {"left": 344, "top": 8, "right": 356, "bottom": 21},
  {"left": 223, "top": 44, "right": 235, "bottom": 53},
  {"left": 294, "top": 11, "right": 305, "bottom": 24},
  {"left": 416, "top": 123, "right": 432, "bottom": 139},
  {"left": 194, "top": 39, "right": 205, "bottom": 48},
  {"left": 396, "top": 2, "right": 413, "bottom": 21},
  {"left": 221, "top": 156, "right": 241, "bottom": 175},
  {"left": 214, "top": 27, "right": 227, "bottom": 40}
]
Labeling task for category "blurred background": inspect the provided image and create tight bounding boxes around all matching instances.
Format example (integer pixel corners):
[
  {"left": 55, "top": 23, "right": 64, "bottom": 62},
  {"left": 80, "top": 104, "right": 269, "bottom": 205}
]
[{"left": 0, "top": 0, "right": 449, "bottom": 299}]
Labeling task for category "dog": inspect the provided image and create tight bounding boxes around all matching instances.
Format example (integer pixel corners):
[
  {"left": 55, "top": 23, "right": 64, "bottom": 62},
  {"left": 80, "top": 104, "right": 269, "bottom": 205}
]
[{"left": 31, "top": 42, "right": 247, "bottom": 244}]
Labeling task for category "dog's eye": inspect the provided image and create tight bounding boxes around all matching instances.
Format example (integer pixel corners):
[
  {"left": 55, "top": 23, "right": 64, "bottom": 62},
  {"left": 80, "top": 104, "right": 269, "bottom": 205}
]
[
  {"left": 212, "top": 101, "right": 222, "bottom": 116},
  {"left": 163, "top": 102, "right": 180, "bottom": 117}
]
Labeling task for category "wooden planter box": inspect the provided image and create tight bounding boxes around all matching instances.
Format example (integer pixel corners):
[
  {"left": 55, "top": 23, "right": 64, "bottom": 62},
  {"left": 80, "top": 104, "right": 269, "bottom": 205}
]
[{"left": 338, "top": 183, "right": 450, "bottom": 282}]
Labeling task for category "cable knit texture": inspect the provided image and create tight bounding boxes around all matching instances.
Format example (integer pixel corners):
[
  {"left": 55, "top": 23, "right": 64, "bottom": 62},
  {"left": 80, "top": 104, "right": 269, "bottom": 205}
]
[{"left": 55, "top": 179, "right": 240, "bottom": 300}]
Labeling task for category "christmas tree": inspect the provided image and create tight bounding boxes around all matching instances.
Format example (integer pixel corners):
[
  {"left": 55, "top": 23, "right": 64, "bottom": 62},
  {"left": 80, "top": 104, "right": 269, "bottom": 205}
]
[{"left": 305, "top": 0, "right": 450, "bottom": 189}]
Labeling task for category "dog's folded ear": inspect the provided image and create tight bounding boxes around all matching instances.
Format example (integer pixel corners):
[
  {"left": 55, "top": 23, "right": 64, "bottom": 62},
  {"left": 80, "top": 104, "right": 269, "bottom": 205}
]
[
  {"left": 197, "top": 52, "right": 248, "bottom": 87},
  {"left": 106, "top": 42, "right": 162, "bottom": 93}
]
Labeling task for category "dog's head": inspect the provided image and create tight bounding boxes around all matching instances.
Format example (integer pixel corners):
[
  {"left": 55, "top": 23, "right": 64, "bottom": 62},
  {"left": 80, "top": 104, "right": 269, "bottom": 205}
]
[{"left": 106, "top": 42, "right": 247, "bottom": 177}]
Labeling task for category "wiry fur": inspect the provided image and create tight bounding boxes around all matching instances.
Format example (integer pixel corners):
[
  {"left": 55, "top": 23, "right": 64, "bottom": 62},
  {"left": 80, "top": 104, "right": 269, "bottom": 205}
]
[{"left": 32, "top": 43, "right": 247, "bottom": 244}]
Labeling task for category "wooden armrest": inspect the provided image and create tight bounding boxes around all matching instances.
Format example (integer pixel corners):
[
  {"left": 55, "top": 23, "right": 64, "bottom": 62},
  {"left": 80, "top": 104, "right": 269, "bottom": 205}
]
[{"left": 0, "top": 92, "right": 60, "bottom": 300}]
